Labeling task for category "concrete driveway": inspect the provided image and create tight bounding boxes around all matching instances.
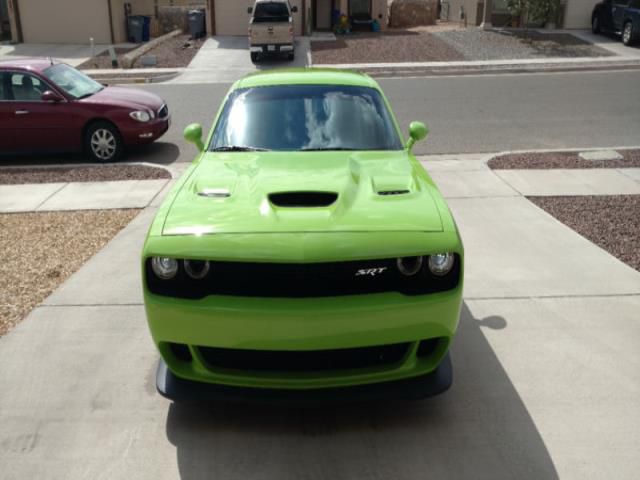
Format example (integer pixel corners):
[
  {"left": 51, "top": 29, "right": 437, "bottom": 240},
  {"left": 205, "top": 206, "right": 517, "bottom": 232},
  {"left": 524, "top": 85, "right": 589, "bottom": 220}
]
[
  {"left": 171, "top": 36, "right": 311, "bottom": 84},
  {"left": 1, "top": 155, "right": 640, "bottom": 479}
]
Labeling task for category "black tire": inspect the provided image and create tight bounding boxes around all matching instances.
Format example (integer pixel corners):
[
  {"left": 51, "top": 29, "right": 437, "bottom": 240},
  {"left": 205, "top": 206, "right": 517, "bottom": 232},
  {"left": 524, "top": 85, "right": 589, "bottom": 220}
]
[
  {"left": 622, "top": 21, "right": 635, "bottom": 46},
  {"left": 287, "top": 52, "right": 295, "bottom": 61},
  {"left": 250, "top": 52, "right": 259, "bottom": 63},
  {"left": 592, "top": 15, "right": 600, "bottom": 34},
  {"left": 84, "top": 121, "right": 123, "bottom": 163}
]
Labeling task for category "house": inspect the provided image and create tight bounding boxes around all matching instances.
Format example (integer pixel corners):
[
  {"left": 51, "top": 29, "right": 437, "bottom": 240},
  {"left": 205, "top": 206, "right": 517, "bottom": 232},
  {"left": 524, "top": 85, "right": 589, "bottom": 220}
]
[
  {"left": 1, "top": 0, "right": 387, "bottom": 45},
  {"left": 443, "top": 0, "right": 601, "bottom": 29}
]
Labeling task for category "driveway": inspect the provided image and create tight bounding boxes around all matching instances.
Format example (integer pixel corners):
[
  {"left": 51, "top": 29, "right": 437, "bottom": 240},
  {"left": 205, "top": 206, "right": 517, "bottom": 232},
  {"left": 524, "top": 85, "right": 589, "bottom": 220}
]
[
  {"left": 171, "top": 36, "right": 311, "bottom": 84},
  {"left": 1, "top": 155, "right": 639, "bottom": 479},
  {"left": 0, "top": 44, "right": 113, "bottom": 67}
]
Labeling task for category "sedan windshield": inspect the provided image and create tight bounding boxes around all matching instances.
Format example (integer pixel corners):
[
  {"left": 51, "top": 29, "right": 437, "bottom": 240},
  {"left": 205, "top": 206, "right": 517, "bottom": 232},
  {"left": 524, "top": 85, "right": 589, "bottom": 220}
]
[
  {"left": 43, "top": 63, "right": 104, "bottom": 99},
  {"left": 210, "top": 85, "right": 404, "bottom": 152}
]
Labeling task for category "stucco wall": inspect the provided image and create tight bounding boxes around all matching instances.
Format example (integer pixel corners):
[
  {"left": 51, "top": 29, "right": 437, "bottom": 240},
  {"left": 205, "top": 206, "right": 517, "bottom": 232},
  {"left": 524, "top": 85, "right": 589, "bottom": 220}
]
[{"left": 18, "top": 0, "right": 111, "bottom": 43}]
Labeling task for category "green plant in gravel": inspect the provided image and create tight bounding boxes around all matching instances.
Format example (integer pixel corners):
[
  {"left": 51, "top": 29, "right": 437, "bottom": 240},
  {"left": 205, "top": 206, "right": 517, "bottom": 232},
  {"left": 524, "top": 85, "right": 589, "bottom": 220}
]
[{"left": 507, "top": 0, "right": 559, "bottom": 35}]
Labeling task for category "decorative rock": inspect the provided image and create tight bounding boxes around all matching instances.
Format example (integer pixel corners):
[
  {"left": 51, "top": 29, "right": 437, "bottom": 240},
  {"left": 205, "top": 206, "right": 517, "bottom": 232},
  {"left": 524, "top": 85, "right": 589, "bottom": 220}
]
[
  {"left": 389, "top": 0, "right": 438, "bottom": 28},
  {"left": 578, "top": 150, "right": 624, "bottom": 161}
]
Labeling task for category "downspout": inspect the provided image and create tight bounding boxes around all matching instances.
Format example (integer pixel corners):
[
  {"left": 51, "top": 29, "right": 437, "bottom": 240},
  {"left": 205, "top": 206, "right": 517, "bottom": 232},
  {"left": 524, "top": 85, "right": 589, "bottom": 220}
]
[{"left": 107, "top": 0, "right": 115, "bottom": 44}]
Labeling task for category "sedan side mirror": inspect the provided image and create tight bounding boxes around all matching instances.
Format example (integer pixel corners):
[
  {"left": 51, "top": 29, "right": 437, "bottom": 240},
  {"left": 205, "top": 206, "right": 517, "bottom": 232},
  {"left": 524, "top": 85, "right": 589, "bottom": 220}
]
[
  {"left": 405, "top": 121, "right": 428, "bottom": 151},
  {"left": 184, "top": 123, "right": 204, "bottom": 152},
  {"left": 41, "top": 90, "right": 63, "bottom": 102}
]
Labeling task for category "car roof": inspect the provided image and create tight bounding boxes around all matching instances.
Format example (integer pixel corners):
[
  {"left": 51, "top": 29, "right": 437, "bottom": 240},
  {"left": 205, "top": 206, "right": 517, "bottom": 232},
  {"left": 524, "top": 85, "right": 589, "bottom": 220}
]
[
  {"left": 0, "top": 57, "right": 56, "bottom": 73},
  {"left": 234, "top": 68, "right": 380, "bottom": 90}
]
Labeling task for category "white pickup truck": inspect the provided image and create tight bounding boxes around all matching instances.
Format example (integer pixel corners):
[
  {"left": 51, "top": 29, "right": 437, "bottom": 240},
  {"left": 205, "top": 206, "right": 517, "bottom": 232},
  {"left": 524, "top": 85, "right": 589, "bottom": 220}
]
[{"left": 247, "top": 0, "right": 297, "bottom": 62}]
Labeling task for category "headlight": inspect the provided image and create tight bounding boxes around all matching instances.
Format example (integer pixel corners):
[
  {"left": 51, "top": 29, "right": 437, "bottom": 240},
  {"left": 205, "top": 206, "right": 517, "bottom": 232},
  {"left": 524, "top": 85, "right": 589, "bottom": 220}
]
[
  {"left": 130, "top": 111, "right": 151, "bottom": 122},
  {"left": 184, "top": 259, "right": 210, "bottom": 280},
  {"left": 428, "top": 253, "right": 454, "bottom": 276},
  {"left": 151, "top": 257, "right": 178, "bottom": 280},
  {"left": 397, "top": 256, "right": 423, "bottom": 276}
]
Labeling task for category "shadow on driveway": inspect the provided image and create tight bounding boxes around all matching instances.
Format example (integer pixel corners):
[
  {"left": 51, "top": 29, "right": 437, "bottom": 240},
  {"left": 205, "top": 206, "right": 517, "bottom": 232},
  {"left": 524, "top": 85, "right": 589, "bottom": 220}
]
[{"left": 164, "top": 303, "right": 557, "bottom": 479}]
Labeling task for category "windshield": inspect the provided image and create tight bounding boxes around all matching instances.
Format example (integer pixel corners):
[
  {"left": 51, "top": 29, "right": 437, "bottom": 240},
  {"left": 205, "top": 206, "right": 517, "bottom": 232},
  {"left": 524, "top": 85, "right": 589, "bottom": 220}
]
[
  {"left": 43, "top": 63, "right": 104, "bottom": 99},
  {"left": 210, "top": 85, "right": 403, "bottom": 152},
  {"left": 253, "top": 2, "right": 290, "bottom": 22}
]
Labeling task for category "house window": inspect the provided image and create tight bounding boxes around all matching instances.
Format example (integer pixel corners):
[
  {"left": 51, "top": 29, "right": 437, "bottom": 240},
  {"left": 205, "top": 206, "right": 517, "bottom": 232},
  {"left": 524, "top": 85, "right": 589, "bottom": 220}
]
[{"left": 349, "top": 0, "right": 370, "bottom": 15}]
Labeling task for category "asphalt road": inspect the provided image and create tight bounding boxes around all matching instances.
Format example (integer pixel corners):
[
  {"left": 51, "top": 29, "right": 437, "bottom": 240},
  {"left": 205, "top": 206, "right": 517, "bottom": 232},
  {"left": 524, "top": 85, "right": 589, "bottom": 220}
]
[
  {"left": 3, "top": 69, "right": 639, "bottom": 166},
  {"left": 126, "top": 69, "right": 640, "bottom": 165}
]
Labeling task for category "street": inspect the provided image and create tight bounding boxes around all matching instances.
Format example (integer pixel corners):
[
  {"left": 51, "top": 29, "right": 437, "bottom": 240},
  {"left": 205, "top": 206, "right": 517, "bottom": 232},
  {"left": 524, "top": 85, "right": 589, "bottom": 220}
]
[{"left": 126, "top": 69, "right": 640, "bottom": 165}]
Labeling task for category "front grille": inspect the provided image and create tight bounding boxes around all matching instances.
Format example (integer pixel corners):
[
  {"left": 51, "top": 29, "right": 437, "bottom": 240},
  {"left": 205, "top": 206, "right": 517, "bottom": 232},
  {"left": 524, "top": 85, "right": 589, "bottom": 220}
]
[
  {"left": 198, "top": 343, "right": 410, "bottom": 373},
  {"left": 145, "top": 255, "right": 460, "bottom": 299},
  {"left": 158, "top": 104, "right": 169, "bottom": 119}
]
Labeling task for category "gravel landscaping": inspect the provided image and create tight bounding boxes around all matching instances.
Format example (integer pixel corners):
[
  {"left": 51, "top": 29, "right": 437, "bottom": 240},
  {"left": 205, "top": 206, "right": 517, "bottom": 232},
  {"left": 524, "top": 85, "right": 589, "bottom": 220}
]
[
  {"left": 433, "top": 29, "right": 613, "bottom": 60},
  {"left": 0, "top": 164, "right": 171, "bottom": 185},
  {"left": 529, "top": 195, "right": 640, "bottom": 272},
  {"left": 311, "top": 30, "right": 464, "bottom": 64},
  {"left": 488, "top": 149, "right": 640, "bottom": 169},
  {"left": 78, "top": 34, "right": 205, "bottom": 70},
  {"left": 0, "top": 209, "right": 140, "bottom": 336}
]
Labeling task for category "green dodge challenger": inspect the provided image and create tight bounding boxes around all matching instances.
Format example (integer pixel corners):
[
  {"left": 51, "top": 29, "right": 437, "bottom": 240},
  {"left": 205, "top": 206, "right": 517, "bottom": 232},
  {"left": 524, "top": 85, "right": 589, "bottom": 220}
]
[{"left": 142, "top": 69, "right": 464, "bottom": 402}]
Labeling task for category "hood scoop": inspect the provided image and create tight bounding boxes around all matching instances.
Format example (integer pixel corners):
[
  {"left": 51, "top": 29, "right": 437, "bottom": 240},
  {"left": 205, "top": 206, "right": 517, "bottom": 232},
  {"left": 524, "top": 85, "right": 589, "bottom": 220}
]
[{"left": 268, "top": 191, "right": 338, "bottom": 208}]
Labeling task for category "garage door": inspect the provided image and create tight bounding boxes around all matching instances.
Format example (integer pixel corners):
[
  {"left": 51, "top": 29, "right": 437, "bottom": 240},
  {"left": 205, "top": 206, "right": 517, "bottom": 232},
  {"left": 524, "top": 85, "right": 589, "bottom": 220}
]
[
  {"left": 18, "top": 0, "right": 111, "bottom": 44},
  {"left": 215, "top": 0, "right": 303, "bottom": 36}
]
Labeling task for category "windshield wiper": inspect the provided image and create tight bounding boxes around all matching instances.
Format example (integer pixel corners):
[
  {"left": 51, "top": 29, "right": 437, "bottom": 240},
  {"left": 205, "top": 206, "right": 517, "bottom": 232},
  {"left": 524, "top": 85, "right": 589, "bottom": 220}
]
[
  {"left": 212, "top": 145, "right": 271, "bottom": 152},
  {"left": 300, "top": 147, "right": 357, "bottom": 151}
]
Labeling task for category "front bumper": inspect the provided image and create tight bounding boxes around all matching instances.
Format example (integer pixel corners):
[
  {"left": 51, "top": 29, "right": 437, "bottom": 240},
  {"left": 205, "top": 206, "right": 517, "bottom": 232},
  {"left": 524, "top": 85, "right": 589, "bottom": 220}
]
[
  {"left": 156, "top": 352, "right": 453, "bottom": 404},
  {"left": 121, "top": 117, "right": 170, "bottom": 146},
  {"left": 144, "top": 287, "right": 462, "bottom": 391},
  {"left": 250, "top": 43, "right": 294, "bottom": 54}
]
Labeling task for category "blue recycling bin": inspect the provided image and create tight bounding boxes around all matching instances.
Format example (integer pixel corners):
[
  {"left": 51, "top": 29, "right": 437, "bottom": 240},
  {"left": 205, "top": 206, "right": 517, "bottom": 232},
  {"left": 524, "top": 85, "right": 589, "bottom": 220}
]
[{"left": 128, "top": 15, "right": 151, "bottom": 43}]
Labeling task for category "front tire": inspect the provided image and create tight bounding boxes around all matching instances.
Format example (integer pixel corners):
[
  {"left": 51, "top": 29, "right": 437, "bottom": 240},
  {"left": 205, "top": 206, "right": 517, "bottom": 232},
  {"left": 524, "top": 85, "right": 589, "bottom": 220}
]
[
  {"left": 592, "top": 15, "right": 600, "bottom": 34},
  {"left": 622, "top": 21, "right": 635, "bottom": 46},
  {"left": 250, "top": 52, "right": 259, "bottom": 63},
  {"left": 85, "top": 121, "right": 123, "bottom": 163},
  {"left": 287, "top": 52, "right": 295, "bottom": 61}
]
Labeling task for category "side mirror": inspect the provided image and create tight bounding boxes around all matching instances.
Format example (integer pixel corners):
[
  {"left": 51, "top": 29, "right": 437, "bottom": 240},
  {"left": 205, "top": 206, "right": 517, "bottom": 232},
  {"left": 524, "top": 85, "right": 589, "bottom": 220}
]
[
  {"left": 405, "top": 121, "right": 428, "bottom": 151},
  {"left": 184, "top": 123, "right": 204, "bottom": 152},
  {"left": 291, "top": 6, "right": 298, "bottom": 12},
  {"left": 247, "top": 6, "right": 253, "bottom": 13},
  {"left": 41, "top": 90, "right": 63, "bottom": 102}
]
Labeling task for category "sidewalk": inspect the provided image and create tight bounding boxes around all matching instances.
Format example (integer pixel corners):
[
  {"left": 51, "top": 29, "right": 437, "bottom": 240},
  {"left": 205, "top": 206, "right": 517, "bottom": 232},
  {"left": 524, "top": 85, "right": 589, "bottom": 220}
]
[{"left": 1, "top": 154, "right": 639, "bottom": 479}]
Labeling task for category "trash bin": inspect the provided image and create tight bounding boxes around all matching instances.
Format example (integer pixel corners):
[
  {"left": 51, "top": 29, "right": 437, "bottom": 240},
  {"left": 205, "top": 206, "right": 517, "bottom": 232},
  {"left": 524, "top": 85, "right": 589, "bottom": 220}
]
[
  {"left": 127, "top": 15, "right": 144, "bottom": 43},
  {"left": 127, "top": 15, "right": 151, "bottom": 43},
  {"left": 188, "top": 9, "right": 206, "bottom": 39}
]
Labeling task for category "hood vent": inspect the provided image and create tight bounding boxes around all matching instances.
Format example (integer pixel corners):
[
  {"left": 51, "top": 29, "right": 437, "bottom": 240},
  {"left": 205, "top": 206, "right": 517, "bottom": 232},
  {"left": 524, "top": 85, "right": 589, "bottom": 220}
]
[
  {"left": 198, "top": 188, "right": 231, "bottom": 198},
  {"left": 378, "top": 189, "right": 410, "bottom": 196},
  {"left": 268, "top": 191, "right": 338, "bottom": 208}
]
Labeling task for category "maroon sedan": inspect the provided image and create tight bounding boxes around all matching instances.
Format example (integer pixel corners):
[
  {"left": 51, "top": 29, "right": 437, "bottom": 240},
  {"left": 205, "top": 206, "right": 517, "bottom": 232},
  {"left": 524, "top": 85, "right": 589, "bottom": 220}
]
[{"left": 0, "top": 58, "right": 169, "bottom": 162}]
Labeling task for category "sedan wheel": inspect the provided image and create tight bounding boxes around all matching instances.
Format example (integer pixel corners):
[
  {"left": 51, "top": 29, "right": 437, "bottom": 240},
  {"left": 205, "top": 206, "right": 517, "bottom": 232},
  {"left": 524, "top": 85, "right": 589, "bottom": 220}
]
[
  {"left": 622, "top": 22, "right": 634, "bottom": 46},
  {"left": 85, "top": 122, "right": 123, "bottom": 162}
]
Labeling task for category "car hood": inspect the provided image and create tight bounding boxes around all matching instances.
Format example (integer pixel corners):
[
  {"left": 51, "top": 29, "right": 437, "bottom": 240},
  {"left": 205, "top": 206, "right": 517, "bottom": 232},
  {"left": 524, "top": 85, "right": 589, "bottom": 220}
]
[
  {"left": 82, "top": 85, "right": 164, "bottom": 111},
  {"left": 162, "top": 151, "right": 444, "bottom": 236}
]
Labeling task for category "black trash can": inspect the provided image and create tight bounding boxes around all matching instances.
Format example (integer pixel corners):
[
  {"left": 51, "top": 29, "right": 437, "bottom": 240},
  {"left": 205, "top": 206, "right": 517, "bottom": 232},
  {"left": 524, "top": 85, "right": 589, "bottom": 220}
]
[
  {"left": 188, "top": 9, "right": 206, "bottom": 39},
  {"left": 127, "top": 15, "right": 144, "bottom": 43},
  {"left": 127, "top": 15, "right": 151, "bottom": 43}
]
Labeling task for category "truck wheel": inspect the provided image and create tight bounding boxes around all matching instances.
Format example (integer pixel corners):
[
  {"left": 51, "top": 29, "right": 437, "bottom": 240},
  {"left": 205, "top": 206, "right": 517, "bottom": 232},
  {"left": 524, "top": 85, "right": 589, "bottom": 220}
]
[
  {"left": 250, "top": 52, "right": 259, "bottom": 63},
  {"left": 592, "top": 15, "right": 600, "bottom": 34},
  {"left": 622, "top": 21, "right": 634, "bottom": 46},
  {"left": 287, "top": 52, "right": 295, "bottom": 61}
]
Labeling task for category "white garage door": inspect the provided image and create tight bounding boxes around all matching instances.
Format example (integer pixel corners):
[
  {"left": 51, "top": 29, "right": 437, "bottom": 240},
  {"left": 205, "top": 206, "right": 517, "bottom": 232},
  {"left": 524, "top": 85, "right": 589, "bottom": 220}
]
[
  {"left": 564, "top": 0, "right": 599, "bottom": 28},
  {"left": 215, "top": 0, "right": 303, "bottom": 36}
]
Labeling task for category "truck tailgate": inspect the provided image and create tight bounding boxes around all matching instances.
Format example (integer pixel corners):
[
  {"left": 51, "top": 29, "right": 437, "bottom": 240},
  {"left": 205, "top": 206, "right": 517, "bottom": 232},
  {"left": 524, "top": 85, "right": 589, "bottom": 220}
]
[{"left": 251, "top": 21, "right": 291, "bottom": 45}]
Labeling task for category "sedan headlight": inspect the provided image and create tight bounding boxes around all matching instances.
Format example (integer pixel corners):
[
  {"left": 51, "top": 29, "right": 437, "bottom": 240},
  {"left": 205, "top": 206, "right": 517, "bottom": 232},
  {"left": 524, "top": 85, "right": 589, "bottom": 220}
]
[
  {"left": 130, "top": 110, "right": 152, "bottom": 122},
  {"left": 428, "top": 253, "right": 454, "bottom": 276},
  {"left": 151, "top": 257, "right": 178, "bottom": 280}
]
